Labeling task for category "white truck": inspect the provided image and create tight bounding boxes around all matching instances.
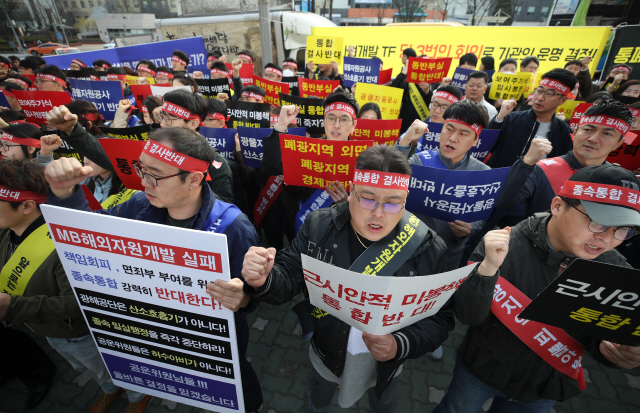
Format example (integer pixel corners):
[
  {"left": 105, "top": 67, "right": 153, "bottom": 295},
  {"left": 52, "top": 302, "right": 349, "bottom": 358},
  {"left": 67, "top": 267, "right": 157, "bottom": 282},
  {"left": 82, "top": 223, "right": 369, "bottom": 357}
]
[{"left": 154, "top": 11, "right": 336, "bottom": 75}]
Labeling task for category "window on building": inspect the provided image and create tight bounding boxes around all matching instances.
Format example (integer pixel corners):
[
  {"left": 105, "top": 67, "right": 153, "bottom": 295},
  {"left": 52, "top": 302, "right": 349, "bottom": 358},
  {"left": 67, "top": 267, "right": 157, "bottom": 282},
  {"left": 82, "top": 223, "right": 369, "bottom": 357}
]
[
  {"left": 161, "top": 0, "right": 167, "bottom": 7},
  {"left": 515, "top": 6, "right": 522, "bottom": 14},
  {"left": 71, "top": 0, "right": 78, "bottom": 7},
  {"left": 527, "top": 6, "right": 536, "bottom": 15},
  {"left": 541, "top": 6, "right": 550, "bottom": 14},
  {"left": 170, "top": 0, "right": 176, "bottom": 7},
  {"left": 133, "top": 0, "right": 139, "bottom": 6},
  {"left": 80, "top": 0, "right": 86, "bottom": 7},
  {"left": 89, "top": 0, "right": 94, "bottom": 6},
  {"left": 142, "top": 0, "right": 148, "bottom": 6},
  {"left": 467, "top": 5, "right": 475, "bottom": 14}
]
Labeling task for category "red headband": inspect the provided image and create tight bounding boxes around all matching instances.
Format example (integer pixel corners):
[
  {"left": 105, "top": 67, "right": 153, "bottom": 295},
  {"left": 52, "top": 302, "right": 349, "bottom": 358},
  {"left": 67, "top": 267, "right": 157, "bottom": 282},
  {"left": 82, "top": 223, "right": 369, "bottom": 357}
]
[
  {"left": 71, "top": 59, "right": 86, "bottom": 68},
  {"left": 238, "top": 54, "right": 253, "bottom": 63},
  {"left": 90, "top": 75, "right": 100, "bottom": 81},
  {"left": 579, "top": 114, "right": 630, "bottom": 136},
  {"left": 137, "top": 65, "right": 156, "bottom": 76},
  {"left": 161, "top": 101, "right": 202, "bottom": 123},
  {"left": 325, "top": 102, "right": 356, "bottom": 119},
  {"left": 156, "top": 71, "right": 174, "bottom": 80},
  {"left": 0, "top": 185, "right": 47, "bottom": 204},
  {"left": 36, "top": 73, "right": 66, "bottom": 88},
  {"left": 207, "top": 112, "right": 228, "bottom": 128},
  {"left": 172, "top": 56, "right": 187, "bottom": 67},
  {"left": 80, "top": 113, "right": 100, "bottom": 121},
  {"left": 445, "top": 118, "right": 483, "bottom": 137},
  {"left": 107, "top": 74, "right": 127, "bottom": 81},
  {"left": 353, "top": 169, "right": 410, "bottom": 191},
  {"left": 265, "top": 67, "right": 283, "bottom": 77},
  {"left": 9, "top": 120, "right": 27, "bottom": 124},
  {"left": 102, "top": 64, "right": 111, "bottom": 69},
  {"left": 629, "top": 108, "right": 639, "bottom": 118},
  {"left": 240, "top": 91, "right": 264, "bottom": 103},
  {"left": 0, "top": 62, "right": 9, "bottom": 69},
  {"left": 2, "top": 89, "right": 14, "bottom": 98},
  {"left": 142, "top": 140, "right": 209, "bottom": 173},
  {"left": 1, "top": 131, "right": 41, "bottom": 148},
  {"left": 610, "top": 65, "right": 631, "bottom": 75},
  {"left": 211, "top": 68, "right": 231, "bottom": 78},
  {"left": 270, "top": 114, "right": 279, "bottom": 123},
  {"left": 539, "top": 78, "right": 575, "bottom": 98},
  {"left": 433, "top": 91, "right": 459, "bottom": 104},
  {"left": 208, "top": 56, "right": 218, "bottom": 62},
  {"left": 140, "top": 105, "right": 149, "bottom": 114},
  {"left": 8, "top": 78, "right": 29, "bottom": 89},
  {"left": 284, "top": 62, "right": 298, "bottom": 70},
  {"left": 559, "top": 181, "right": 640, "bottom": 213}
]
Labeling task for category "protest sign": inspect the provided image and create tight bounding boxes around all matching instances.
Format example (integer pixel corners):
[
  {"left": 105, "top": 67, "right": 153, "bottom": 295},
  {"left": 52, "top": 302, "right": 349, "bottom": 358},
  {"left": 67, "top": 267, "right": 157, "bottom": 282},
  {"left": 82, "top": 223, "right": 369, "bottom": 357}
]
[
  {"left": 601, "top": 25, "right": 640, "bottom": 82},
  {"left": 298, "top": 78, "right": 340, "bottom": 99},
  {"left": 0, "top": 90, "right": 10, "bottom": 108},
  {"left": 225, "top": 63, "right": 255, "bottom": 87},
  {"left": 352, "top": 118, "right": 401, "bottom": 146},
  {"left": 406, "top": 164, "right": 510, "bottom": 222},
  {"left": 69, "top": 79, "right": 124, "bottom": 121},
  {"left": 607, "top": 142, "right": 640, "bottom": 171},
  {"left": 306, "top": 36, "right": 344, "bottom": 65},
  {"left": 488, "top": 72, "right": 533, "bottom": 100},
  {"left": 100, "top": 139, "right": 146, "bottom": 191},
  {"left": 125, "top": 75, "right": 156, "bottom": 86},
  {"left": 278, "top": 93, "right": 326, "bottom": 134},
  {"left": 225, "top": 100, "right": 270, "bottom": 129},
  {"left": 40, "top": 205, "right": 246, "bottom": 411},
  {"left": 53, "top": 139, "right": 82, "bottom": 162},
  {"left": 295, "top": 189, "right": 334, "bottom": 233},
  {"left": 80, "top": 185, "right": 104, "bottom": 211},
  {"left": 199, "top": 127, "right": 237, "bottom": 161},
  {"left": 556, "top": 100, "right": 583, "bottom": 122},
  {"left": 254, "top": 76, "right": 289, "bottom": 106},
  {"left": 519, "top": 259, "right": 640, "bottom": 346},
  {"left": 65, "top": 68, "right": 99, "bottom": 81},
  {"left": 417, "top": 123, "right": 500, "bottom": 161},
  {"left": 406, "top": 57, "right": 452, "bottom": 84},
  {"left": 129, "top": 84, "right": 192, "bottom": 109},
  {"left": 237, "top": 126, "right": 306, "bottom": 168},
  {"left": 281, "top": 76, "right": 299, "bottom": 97},
  {"left": 44, "top": 37, "right": 208, "bottom": 73},
  {"left": 416, "top": 122, "right": 444, "bottom": 152},
  {"left": 450, "top": 67, "right": 475, "bottom": 95},
  {"left": 13, "top": 90, "right": 72, "bottom": 125},
  {"left": 279, "top": 134, "right": 373, "bottom": 189},
  {"left": 355, "top": 83, "right": 403, "bottom": 120},
  {"left": 568, "top": 102, "right": 593, "bottom": 130},
  {"left": 195, "top": 78, "right": 231, "bottom": 99},
  {"left": 100, "top": 124, "right": 151, "bottom": 141},
  {"left": 378, "top": 68, "right": 392, "bottom": 86},
  {"left": 343, "top": 57, "right": 381, "bottom": 88},
  {"left": 302, "top": 254, "right": 472, "bottom": 335}
]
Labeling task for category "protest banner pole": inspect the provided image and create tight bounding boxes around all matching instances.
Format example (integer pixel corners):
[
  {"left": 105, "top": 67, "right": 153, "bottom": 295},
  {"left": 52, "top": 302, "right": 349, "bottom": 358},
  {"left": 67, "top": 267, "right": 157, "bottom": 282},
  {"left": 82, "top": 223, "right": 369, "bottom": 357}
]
[{"left": 259, "top": 0, "right": 272, "bottom": 66}]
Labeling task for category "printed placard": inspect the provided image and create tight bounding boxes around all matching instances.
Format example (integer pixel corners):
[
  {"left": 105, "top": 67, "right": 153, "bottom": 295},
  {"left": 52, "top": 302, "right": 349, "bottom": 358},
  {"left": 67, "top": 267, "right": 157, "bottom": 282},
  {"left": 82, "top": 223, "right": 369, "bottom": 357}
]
[
  {"left": 253, "top": 76, "right": 289, "bottom": 106},
  {"left": 355, "top": 83, "right": 403, "bottom": 120},
  {"left": 607, "top": 141, "right": 640, "bottom": 171},
  {"left": 450, "top": 67, "right": 475, "bottom": 95},
  {"left": 488, "top": 72, "right": 533, "bottom": 100},
  {"left": 100, "top": 124, "right": 152, "bottom": 141},
  {"left": 224, "top": 100, "right": 270, "bottom": 129},
  {"left": 281, "top": 76, "right": 299, "bottom": 97},
  {"left": 302, "top": 254, "right": 472, "bottom": 335},
  {"left": 306, "top": 36, "right": 344, "bottom": 65},
  {"left": 40, "top": 205, "right": 245, "bottom": 412},
  {"left": 13, "top": 90, "right": 72, "bottom": 125},
  {"left": 556, "top": 100, "right": 584, "bottom": 122},
  {"left": 298, "top": 78, "right": 340, "bottom": 99},
  {"left": 225, "top": 63, "right": 255, "bottom": 87},
  {"left": 295, "top": 189, "right": 333, "bottom": 233},
  {"left": 69, "top": 79, "right": 125, "bottom": 121},
  {"left": 406, "top": 164, "right": 510, "bottom": 222},
  {"left": 406, "top": 57, "right": 452, "bottom": 84},
  {"left": 352, "top": 118, "right": 401, "bottom": 146},
  {"left": 238, "top": 126, "right": 306, "bottom": 168},
  {"left": 378, "top": 68, "right": 392, "bottom": 86},
  {"left": 100, "top": 139, "right": 146, "bottom": 191},
  {"left": 417, "top": 123, "right": 500, "bottom": 161},
  {"left": 343, "top": 57, "right": 381, "bottom": 88},
  {"left": 568, "top": 102, "right": 593, "bottom": 130},
  {"left": 199, "top": 127, "right": 237, "bottom": 161},
  {"left": 195, "top": 78, "right": 231, "bottom": 99},
  {"left": 278, "top": 93, "right": 326, "bottom": 134}
]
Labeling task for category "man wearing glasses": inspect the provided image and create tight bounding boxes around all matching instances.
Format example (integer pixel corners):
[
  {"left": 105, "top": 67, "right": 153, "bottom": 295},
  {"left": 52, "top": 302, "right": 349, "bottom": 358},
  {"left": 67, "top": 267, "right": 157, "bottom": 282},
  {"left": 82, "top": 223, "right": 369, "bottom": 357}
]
[
  {"left": 34, "top": 65, "right": 68, "bottom": 93},
  {"left": 425, "top": 85, "right": 463, "bottom": 124},
  {"left": 43, "top": 127, "right": 265, "bottom": 413},
  {"left": 242, "top": 144, "right": 454, "bottom": 413},
  {"left": 435, "top": 164, "right": 640, "bottom": 413}
]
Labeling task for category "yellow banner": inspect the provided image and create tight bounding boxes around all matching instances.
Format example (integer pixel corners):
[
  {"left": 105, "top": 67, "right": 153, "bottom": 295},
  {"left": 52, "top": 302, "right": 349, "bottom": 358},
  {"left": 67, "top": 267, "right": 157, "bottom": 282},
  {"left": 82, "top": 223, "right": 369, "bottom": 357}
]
[
  {"left": 312, "top": 26, "right": 610, "bottom": 79},
  {"left": 355, "top": 83, "right": 403, "bottom": 120},
  {"left": 126, "top": 75, "right": 156, "bottom": 86},
  {"left": 488, "top": 72, "right": 533, "bottom": 100},
  {"left": 306, "top": 36, "right": 344, "bottom": 65},
  {"left": 556, "top": 100, "right": 584, "bottom": 120}
]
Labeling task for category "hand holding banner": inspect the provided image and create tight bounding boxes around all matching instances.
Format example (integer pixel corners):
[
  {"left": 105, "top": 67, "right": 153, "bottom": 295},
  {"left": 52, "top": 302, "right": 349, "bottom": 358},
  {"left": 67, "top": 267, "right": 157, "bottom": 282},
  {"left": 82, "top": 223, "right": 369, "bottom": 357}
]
[
  {"left": 355, "top": 83, "right": 403, "bottom": 120},
  {"left": 14, "top": 90, "right": 72, "bottom": 124},
  {"left": 488, "top": 72, "right": 533, "bottom": 100},
  {"left": 298, "top": 78, "right": 340, "bottom": 99},
  {"left": 253, "top": 76, "right": 289, "bottom": 105}
]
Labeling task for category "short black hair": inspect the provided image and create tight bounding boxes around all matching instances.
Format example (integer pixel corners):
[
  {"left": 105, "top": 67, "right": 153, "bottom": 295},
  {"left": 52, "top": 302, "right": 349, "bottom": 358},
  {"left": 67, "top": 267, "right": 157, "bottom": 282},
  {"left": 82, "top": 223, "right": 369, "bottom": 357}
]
[
  {"left": 609, "top": 63, "right": 632, "bottom": 74},
  {"left": 323, "top": 86, "right": 359, "bottom": 114},
  {"left": 0, "top": 56, "right": 11, "bottom": 67},
  {"left": 19, "top": 57, "right": 41, "bottom": 71},
  {"left": 586, "top": 91, "right": 612, "bottom": 104},
  {"left": 240, "top": 84, "right": 266, "bottom": 97},
  {"left": 467, "top": 70, "right": 489, "bottom": 83},
  {"left": 163, "top": 89, "right": 209, "bottom": 125},
  {"left": 173, "top": 50, "right": 190, "bottom": 66},
  {"left": 210, "top": 61, "right": 229, "bottom": 72},
  {"left": 173, "top": 73, "right": 198, "bottom": 91},
  {"left": 1, "top": 81, "right": 24, "bottom": 93},
  {"left": 499, "top": 58, "right": 518, "bottom": 70},
  {"left": 265, "top": 63, "right": 282, "bottom": 73},
  {"left": 35, "top": 65, "right": 68, "bottom": 88},
  {"left": 459, "top": 53, "right": 478, "bottom": 67},
  {"left": 137, "top": 60, "right": 157, "bottom": 72},
  {"left": 582, "top": 99, "right": 632, "bottom": 139},
  {"left": 3, "top": 123, "right": 43, "bottom": 159},
  {"left": 521, "top": 56, "right": 539, "bottom": 69},
  {"left": 93, "top": 59, "right": 111, "bottom": 68},
  {"left": 355, "top": 145, "right": 412, "bottom": 177},
  {"left": 0, "top": 159, "right": 47, "bottom": 210},
  {"left": 442, "top": 100, "right": 488, "bottom": 132},
  {"left": 541, "top": 68, "right": 577, "bottom": 92},
  {"left": 403, "top": 48, "right": 417, "bottom": 58},
  {"left": 106, "top": 66, "right": 126, "bottom": 76},
  {"left": 207, "top": 98, "right": 227, "bottom": 116},
  {"left": 238, "top": 50, "right": 254, "bottom": 62},
  {"left": 0, "top": 109, "right": 26, "bottom": 123},
  {"left": 436, "top": 84, "right": 463, "bottom": 101},
  {"left": 5, "top": 73, "right": 32, "bottom": 88},
  {"left": 481, "top": 56, "right": 494, "bottom": 71},
  {"left": 70, "top": 58, "right": 86, "bottom": 67},
  {"left": 629, "top": 101, "right": 640, "bottom": 110},
  {"left": 156, "top": 66, "right": 173, "bottom": 75},
  {"left": 208, "top": 51, "right": 222, "bottom": 59},
  {"left": 358, "top": 102, "right": 381, "bottom": 119},
  {"left": 564, "top": 60, "right": 582, "bottom": 69},
  {"left": 8, "top": 55, "right": 19, "bottom": 62}
]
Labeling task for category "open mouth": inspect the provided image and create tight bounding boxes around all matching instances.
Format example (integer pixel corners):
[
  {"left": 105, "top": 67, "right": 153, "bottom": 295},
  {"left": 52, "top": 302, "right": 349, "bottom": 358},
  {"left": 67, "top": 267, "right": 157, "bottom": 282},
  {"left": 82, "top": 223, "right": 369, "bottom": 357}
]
[
  {"left": 368, "top": 223, "right": 382, "bottom": 233},
  {"left": 585, "top": 243, "right": 602, "bottom": 255}
]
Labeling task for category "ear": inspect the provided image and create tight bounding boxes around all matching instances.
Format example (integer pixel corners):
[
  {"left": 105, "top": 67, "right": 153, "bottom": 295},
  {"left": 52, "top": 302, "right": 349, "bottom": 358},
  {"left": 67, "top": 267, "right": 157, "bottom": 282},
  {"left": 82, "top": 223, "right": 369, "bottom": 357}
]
[
  {"left": 352, "top": 118, "right": 357, "bottom": 130},
  {"left": 550, "top": 196, "right": 563, "bottom": 216},
  {"left": 559, "top": 96, "right": 568, "bottom": 105},
  {"left": 186, "top": 119, "right": 199, "bottom": 130},
  {"left": 21, "top": 200, "right": 38, "bottom": 215},
  {"left": 189, "top": 172, "right": 204, "bottom": 189},
  {"left": 28, "top": 146, "right": 36, "bottom": 154},
  {"left": 86, "top": 120, "right": 93, "bottom": 130}
]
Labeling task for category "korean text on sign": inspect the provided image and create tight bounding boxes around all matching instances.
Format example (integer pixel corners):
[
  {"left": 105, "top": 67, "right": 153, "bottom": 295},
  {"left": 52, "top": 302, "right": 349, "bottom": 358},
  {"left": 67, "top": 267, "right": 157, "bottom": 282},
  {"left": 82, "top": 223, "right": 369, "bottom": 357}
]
[
  {"left": 406, "top": 57, "right": 452, "bottom": 84},
  {"left": 306, "top": 36, "right": 344, "bottom": 65},
  {"left": 352, "top": 118, "right": 401, "bottom": 146},
  {"left": 488, "top": 72, "right": 534, "bottom": 101},
  {"left": 355, "top": 83, "right": 403, "bottom": 120}
]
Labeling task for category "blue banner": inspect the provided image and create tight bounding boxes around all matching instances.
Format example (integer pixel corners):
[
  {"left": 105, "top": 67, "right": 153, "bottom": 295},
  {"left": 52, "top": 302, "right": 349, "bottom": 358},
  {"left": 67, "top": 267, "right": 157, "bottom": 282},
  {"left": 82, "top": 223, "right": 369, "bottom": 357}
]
[
  {"left": 450, "top": 67, "right": 475, "bottom": 95},
  {"left": 343, "top": 57, "right": 380, "bottom": 88},
  {"left": 69, "top": 79, "right": 124, "bottom": 121},
  {"left": 127, "top": 115, "right": 141, "bottom": 128},
  {"left": 417, "top": 122, "right": 499, "bottom": 161},
  {"left": 199, "top": 127, "right": 237, "bottom": 161},
  {"left": 237, "top": 126, "right": 306, "bottom": 168},
  {"left": 406, "top": 165, "right": 510, "bottom": 222},
  {"left": 0, "top": 91, "right": 10, "bottom": 109},
  {"left": 295, "top": 189, "right": 334, "bottom": 233},
  {"left": 44, "top": 38, "right": 208, "bottom": 73}
]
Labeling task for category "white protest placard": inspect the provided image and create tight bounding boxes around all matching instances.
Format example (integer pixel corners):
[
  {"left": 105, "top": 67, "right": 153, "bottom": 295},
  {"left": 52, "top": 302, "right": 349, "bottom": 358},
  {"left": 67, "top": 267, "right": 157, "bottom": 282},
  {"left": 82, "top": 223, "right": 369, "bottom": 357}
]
[
  {"left": 302, "top": 254, "right": 473, "bottom": 335},
  {"left": 150, "top": 84, "right": 192, "bottom": 98},
  {"left": 40, "top": 205, "right": 245, "bottom": 413}
]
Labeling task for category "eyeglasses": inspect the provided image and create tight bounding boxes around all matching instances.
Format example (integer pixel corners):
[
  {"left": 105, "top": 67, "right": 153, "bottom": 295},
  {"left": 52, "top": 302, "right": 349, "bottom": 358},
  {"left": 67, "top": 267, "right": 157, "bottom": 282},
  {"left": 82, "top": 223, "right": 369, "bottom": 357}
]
[
  {"left": 156, "top": 112, "right": 182, "bottom": 126},
  {"left": 33, "top": 79, "right": 55, "bottom": 85},
  {"left": 430, "top": 102, "right": 450, "bottom": 112},
  {"left": 324, "top": 116, "right": 352, "bottom": 126},
  {"left": 353, "top": 187, "right": 405, "bottom": 214},
  {"left": 133, "top": 161, "right": 184, "bottom": 187},
  {"left": 567, "top": 202, "right": 637, "bottom": 241},
  {"left": 0, "top": 142, "right": 21, "bottom": 151},
  {"left": 534, "top": 88, "right": 563, "bottom": 98}
]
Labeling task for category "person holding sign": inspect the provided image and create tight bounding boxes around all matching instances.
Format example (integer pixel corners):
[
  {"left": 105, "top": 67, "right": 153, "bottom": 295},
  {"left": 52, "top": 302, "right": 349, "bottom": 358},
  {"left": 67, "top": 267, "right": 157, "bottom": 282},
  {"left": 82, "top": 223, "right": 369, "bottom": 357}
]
[
  {"left": 44, "top": 127, "right": 265, "bottom": 412},
  {"left": 263, "top": 63, "right": 283, "bottom": 82},
  {"left": 436, "top": 164, "right": 640, "bottom": 413},
  {"left": 427, "top": 85, "right": 463, "bottom": 124},
  {"left": 242, "top": 145, "right": 453, "bottom": 413},
  {"left": 391, "top": 54, "right": 432, "bottom": 134},
  {"left": 463, "top": 71, "right": 497, "bottom": 121}
]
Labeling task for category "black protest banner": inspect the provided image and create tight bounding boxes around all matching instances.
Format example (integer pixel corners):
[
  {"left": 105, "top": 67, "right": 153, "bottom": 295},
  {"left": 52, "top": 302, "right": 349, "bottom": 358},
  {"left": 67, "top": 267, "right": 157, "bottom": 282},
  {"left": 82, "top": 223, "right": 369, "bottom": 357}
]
[
  {"left": 224, "top": 100, "right": 271, "bottom": 129},
  {"left": 519, "top": 259, "right": 640, "bottom": 346},
  {"left": 278, "top": 93, "right": 325, "bottom": 134},
  {"left": 281, "top": 76, "right": 300, "bottom": 97},
  {"left": 195, "top": 78, "right": 231, "bottom": 99},
  {"left": 602, "top": 25, "right": 640, "bottom": 83},
  {"left": 100, "top": 124, "right": 151, "bottom": 141},
  {"left": 54, "top": 140, "right": 82, "bottom": 162}
]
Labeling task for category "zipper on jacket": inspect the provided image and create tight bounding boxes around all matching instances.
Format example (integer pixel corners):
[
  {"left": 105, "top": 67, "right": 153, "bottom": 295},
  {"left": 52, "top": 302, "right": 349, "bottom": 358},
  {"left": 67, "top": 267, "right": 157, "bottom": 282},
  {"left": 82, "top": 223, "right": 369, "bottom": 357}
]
[
  {"left": 64, "top": 318, "right": 74, "bottom": 331},
  {"left": 558, "top": 257, "right": 571, "bottom": 275}
]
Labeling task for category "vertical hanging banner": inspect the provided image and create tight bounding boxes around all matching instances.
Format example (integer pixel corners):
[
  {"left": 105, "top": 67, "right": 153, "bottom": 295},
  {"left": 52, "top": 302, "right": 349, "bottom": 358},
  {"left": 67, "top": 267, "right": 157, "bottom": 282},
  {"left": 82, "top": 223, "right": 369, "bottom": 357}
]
[
  {"left": 417, "top": 122, "right": 500, "bottom": 160},
  {"left": 355, "top": 83, "right": 403, "bottom": 120},
  {"left": 100, "top": 139, "right": 146, "bottom": 191},
  {"left": 224, "top": 101, "right": 271, "bottom": 129},
  {"left": 281, "top": 76, "right": 299, "bottom": 97},
  {"left": 40, "top": 205, "right": 245, "bottom": 412},
  {"left": 226, "top": 64, "right": 255, "bottom": 87},
  {"left": 279, "top": 134, "right": 373, "bottom": 189},
  {"left": 306, "top": 36, "right": 344, "bottom": 65},
  {"left": 298, "top": 78, "right": 340, "bottom": 99},
  {"left": 278, "top": 93, "right": 326, "bottom": 134},
  {"left": 100, "top": 124, "right": 152, "bottom": 141},
  {"left": 352, "top": 118, "right": 402, "bottom": 146},
  {"left": 378, "top": 68, "right": 392, "bottom": 86},
  {"left": 450, "top": 67, "right": 475, "bottom": 95},
  {"left": 343, "top": 57, "right": 381, "bottom": 88},
  {"left": 488, "top": 72, "right": 533, "bottom": 100},
  {"left": 406, "top": 57, "right": 453, "bottom": 84},
  {"left": 69, "top": 79, "right": 125, "bottom": 121},
  {"left": 253, "top": 175, "right": 284, "bottom": 227},
  {"left": 253, "top": 76, "right": 290, "bottom": 106},
  {"left": 237, "top": 126, "right": 306, "bottom": 168},
  {"left": 195, "top": 78, "right": 232, "bottom": 99},
  {"left": 13, "top": 90, "right": 73, "bottom": 124},
  {"left": 199, "top": 127, "right": 237, "bottom": 161},
  {"left": 601, "top": 25, "right": 640, "bottom": 82}
]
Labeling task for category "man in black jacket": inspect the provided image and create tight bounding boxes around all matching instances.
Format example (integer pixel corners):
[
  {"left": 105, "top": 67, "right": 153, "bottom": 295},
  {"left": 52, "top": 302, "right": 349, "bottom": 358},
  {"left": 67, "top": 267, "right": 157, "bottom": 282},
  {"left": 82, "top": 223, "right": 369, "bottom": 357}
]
[
  {"left": 243, "top": 145, "right": 454, "bottom": 413},
  {"left": 436, "top": 164, "right": 640, "bottom": 413}
]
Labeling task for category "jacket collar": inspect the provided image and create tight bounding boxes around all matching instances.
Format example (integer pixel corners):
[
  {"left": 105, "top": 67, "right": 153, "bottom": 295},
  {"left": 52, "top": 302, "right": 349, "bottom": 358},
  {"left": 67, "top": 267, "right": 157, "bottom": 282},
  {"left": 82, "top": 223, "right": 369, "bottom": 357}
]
[
  {"left": 437, "top": 149, "right": 469, "bottom": 170},
  {"left": 136, "top": 184, "right": 216, "bottom": 230},
  {"left": 518, "top": 212, "right": 570, "bottom": 269}
]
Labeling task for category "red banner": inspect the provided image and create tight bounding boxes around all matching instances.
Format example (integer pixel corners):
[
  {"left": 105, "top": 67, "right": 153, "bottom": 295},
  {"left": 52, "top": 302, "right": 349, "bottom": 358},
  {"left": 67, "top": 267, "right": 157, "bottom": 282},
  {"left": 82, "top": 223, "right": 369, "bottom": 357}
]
[
  {"left": 81, "top": 185, "right": 104, "bottom": 211},
  {"left": 406, "top": 57, "right": 452, "bottom": 84},
  {"left": 226, "top": 63, "right": 255, "bottom": 87},
  {"left": 13, "top": 90, "right": 72, "bottom": 124},
  {"left": 279, "top": 134, "right": 373, "bottom": 189},
  {"left": 352, "top": 118, "right": 402, "bottom": 146},
  {"left": 298, "top": 78, "right": 341, "bottom": 99},
  {"left": 130, "top": 84, "right": 152, "bottom": 111},
  {"left": 253, "top": 175, "right": 284, "bottom": 226},
  {"left": 607, "top": 140, "right": 640, "bottom": 171},
  {"left": 99, "top": 139, "right": 146, "bottom": 191},
  {"left": 378, "top": 68, "right": 392, "bottom": 86},
  {"left": 254, "top": 76, "right": 290, "bottom": 106},
  {"left": 568, "top": 103, "right": 593, "bottom": 130}
]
